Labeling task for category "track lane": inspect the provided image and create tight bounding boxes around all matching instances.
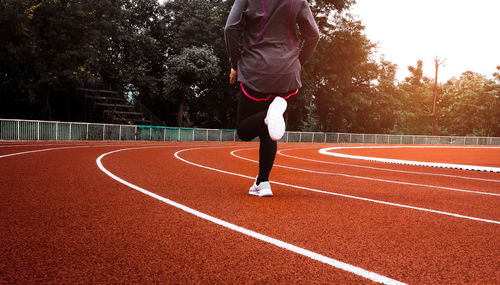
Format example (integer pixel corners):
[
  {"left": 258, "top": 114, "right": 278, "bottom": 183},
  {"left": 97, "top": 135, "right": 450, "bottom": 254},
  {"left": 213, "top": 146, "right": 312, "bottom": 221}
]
[
  {"left": 2, "top": 141, "right": 499, "bottom": 284},
  {"left": 278, "top": 146, "right": 500, "bottom": 182},
  {"left": 279, "top": 147, "right": 500, "bottom": 184},
  {"left": 103, "top": 144, "right": 500, "bottom": 284},
  {"left": 225, "top": 147, "right": 500, "bottom": 221},
  {"left": 276, "top": 147, "right": 500, "bottom": 192},
  {"left": 239, "top": 149, "right": 500, "bottom": 196},
  {"left": 98, "top": 146, "right": 403, "bottom": 285},
  {"left": 0, "top": 143, "right": 369, "bottom": 284}
]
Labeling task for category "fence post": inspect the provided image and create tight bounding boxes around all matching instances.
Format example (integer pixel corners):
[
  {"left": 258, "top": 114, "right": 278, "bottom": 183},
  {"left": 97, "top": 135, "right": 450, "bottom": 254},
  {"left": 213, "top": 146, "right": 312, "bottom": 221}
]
[
  {"left": 17, "top": 120, "right": 20, "bottom": 140},
  {"left": 69, "top": 123, "right": 72, "bottom": 141},
  {"left": 86, "top": 123, "right": 89, "bottom": 140},
  {"left": 150, "top": 127, "right": 152, "bottom": 141},
  {"left": 177, "top": 128, "right": 180, "bottom": 141},
  {"left": 37, "top": 121, "right": 40, "bottom": 141},
  {"left": 103, "top": 124, "right": 105, "bottom": 141},
  {"left": 164, "top": 128, "right": 166, "bottom": 142},
  {"left": 55, "top": 122, "right": 58, "bottom": 141},
  {"left": 119, "top": 125, "right": 122, "bottom": 141}
]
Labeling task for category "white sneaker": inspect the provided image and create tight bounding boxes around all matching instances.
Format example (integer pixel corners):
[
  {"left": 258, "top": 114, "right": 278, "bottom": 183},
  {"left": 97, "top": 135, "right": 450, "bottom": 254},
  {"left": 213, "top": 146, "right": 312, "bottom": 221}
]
[
  {"left": 265, "top": 97, "right": 287, "bottom": 141},
  {"left": 249, "top": 180, "right": 273, "bottom": 197}
]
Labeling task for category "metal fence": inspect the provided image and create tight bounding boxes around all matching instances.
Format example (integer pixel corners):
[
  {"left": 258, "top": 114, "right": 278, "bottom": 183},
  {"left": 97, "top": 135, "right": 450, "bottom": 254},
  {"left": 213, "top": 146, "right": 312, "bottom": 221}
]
[{"left": 1, "top": 118, "right": 499, "bottom": 145}]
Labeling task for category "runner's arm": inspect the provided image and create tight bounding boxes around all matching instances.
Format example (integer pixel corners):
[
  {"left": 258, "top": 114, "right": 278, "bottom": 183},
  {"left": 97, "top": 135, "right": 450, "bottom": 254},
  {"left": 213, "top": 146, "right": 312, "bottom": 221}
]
[
  {"left": 297, "top": 0, "right": 320, "bottom": 66},
  {"left": 224, "top": 0, "right": 247, "bottom": 71}
]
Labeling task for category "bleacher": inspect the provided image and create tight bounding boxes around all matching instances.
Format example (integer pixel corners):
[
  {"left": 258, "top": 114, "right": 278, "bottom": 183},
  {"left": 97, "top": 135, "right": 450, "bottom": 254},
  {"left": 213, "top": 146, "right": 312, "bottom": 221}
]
[{"left": 78, "top": 88, "right": 163, "bottom": 126}]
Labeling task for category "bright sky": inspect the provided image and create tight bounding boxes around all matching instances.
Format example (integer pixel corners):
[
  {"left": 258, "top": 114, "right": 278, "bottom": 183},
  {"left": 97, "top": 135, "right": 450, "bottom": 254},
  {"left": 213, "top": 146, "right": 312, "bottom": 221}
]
[{"left": 350, "top": 0, "right": 500, "bottom": 82}]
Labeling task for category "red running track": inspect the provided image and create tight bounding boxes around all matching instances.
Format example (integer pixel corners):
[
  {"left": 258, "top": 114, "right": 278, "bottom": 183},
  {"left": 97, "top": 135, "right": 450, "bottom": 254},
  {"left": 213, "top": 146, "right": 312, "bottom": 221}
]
[{"left": 1, "top": 141, "right": 499, "bottom": 284}]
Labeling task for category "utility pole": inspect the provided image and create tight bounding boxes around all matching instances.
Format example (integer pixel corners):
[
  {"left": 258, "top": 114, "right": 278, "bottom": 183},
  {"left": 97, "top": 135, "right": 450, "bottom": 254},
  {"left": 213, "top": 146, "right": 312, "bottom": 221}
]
[{"left": 432, "top": 56, "right": 445, "bottom": 136}]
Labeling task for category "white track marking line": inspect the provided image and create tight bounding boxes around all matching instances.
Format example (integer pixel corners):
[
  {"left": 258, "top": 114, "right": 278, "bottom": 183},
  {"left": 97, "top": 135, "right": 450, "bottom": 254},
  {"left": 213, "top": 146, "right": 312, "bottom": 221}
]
[
  {"left": 231, "top": 149, "right": 500, "bottom": 197},
  {"left": 175, "top": 147, "right": 500, "bottom": 225},
  {"left": 0, "top": 145, "right": 92, "bottom": 158},
  {"left": 0, "top": 142, "right": 216, "bottom": 159},
  {"left": 0, "top": 143, "right": 65, "bottom": 148},
  {"left": 320, "top": 146, "right": 500, "bottom": 173},
  {"left": 96, "top": 146, "right": 405, "bottom": 285},
  {"left": 278, "top": 148, "right": 500, "bottom": 183},
  {"left": 0, "top": 142, "right": 168, "bottom": 147}
]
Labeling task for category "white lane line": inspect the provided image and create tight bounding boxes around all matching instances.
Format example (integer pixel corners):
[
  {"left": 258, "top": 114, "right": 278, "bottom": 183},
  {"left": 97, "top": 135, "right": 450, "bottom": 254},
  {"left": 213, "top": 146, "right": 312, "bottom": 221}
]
[
  {"left": 278, "top": 148, "right": 500, "bottom": 183},
  {"left": 96, "top": 146, "right": 405, "bottom": 285},
  {"left": 0, "top": 145, "right": 92, "bottom": 158},
  {"left": 0, "top": 143, "right": 62, "bottom": 148},
  {"left": 319, "top": 146, "right": 500, "bottom": 173},
  {"left": 0, "top": 143, "right": 128, "bottom": 148},
  {"left": 0, "top": 142, "right": 210, "bottom": 159},
  {"left": 231, "top": 149, "right": 500, "bottom": 197},
  {"left": 175, "top": 147, "right": 500, "bottom": 225}
]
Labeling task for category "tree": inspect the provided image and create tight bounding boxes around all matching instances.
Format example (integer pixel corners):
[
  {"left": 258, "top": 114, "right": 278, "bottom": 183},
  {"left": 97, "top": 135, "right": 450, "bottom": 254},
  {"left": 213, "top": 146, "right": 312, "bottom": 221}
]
[
  {"left": 304, "top": 12, "right": 377, "bottom": 132},
  {"left": 163, "top": 46, "right": 220, "bottom": 127},
  {"left": 1, "top": 0, "right": 123, "bottom": 120},
  {"left": 440, "top": 71, "right": 500, "bottom": 136},
  {"left": 0, "top": 0, "right": 34, "bottom": 118},
  {"left": 98, "top": 0, "right": 164, "bottom": 105},
  {"left": 398, "top": 60, "right": 434, "bottom": 135},
  {"left": 366, "top": 58, "right": 403, "bottom": 134},
  {"left": 158, "top": 0, "right": 233, "bottom": 127}
]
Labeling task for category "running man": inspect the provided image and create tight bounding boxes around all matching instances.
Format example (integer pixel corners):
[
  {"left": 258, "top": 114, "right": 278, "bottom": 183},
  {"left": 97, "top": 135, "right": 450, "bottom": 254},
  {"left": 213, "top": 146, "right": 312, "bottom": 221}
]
[{"left": 225, "top": 0, "right": 319, "bottom": 197}]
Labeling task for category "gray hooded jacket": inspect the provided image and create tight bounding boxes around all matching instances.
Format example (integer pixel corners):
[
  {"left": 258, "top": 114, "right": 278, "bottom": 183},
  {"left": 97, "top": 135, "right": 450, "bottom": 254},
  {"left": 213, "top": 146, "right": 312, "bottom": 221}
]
[{"left": 224, "top": 0, "right": 319, "bottom": 93}]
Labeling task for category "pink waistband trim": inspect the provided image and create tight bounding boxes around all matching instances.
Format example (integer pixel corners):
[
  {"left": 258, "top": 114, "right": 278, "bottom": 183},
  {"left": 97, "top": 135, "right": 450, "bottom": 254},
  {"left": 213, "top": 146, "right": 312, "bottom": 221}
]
[{"left": 240, "top": 82, "right": 298, "bottom": 101}]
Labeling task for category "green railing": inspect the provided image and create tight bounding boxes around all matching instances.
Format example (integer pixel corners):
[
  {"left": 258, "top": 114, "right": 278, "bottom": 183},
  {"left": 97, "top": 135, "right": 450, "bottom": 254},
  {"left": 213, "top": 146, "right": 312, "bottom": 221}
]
[{"left": 1, "top": 119, "right": 499, "bottom": 145}]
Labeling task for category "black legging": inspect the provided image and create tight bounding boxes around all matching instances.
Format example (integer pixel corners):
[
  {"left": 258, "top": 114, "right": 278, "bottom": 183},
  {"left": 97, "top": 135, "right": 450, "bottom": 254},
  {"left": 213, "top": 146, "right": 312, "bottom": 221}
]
[{"left": 236, "top": 85, "right": 294, "bottom": 184}]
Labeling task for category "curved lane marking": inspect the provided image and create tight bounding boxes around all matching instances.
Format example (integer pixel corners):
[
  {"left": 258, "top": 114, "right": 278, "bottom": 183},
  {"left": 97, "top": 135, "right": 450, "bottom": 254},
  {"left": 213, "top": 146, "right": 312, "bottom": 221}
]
[
  {"left": 0, "top": 143, "right": 66, "bottom": 148},
  {"left": 0, "top": 145, "right": 91, "bottom": 159},
  {"left": 96, "top": 146, "right": 405, "bottom": 285},
  {"left": 174, "top": 147, "right": 500, "bottom": 225},
  {"left": 0, "top": 142, "right": 213, "bottom": 159},
  {"left": 278, "top": 148, "right": 500, "bottom": 183},
  {"left": 231, "top": 149, "right": 500, "bottom": 197},
  {"left": 319, "top": 146, "right": 500, "bottom": 173}
]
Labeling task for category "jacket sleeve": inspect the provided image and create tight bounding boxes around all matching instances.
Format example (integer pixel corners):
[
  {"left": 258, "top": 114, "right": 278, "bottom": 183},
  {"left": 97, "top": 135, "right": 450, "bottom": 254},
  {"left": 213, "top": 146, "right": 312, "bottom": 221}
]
[
  {"left": 297, "top": 0, "right": 320, "bottom": 66},
  {"left": 224, "top": 0, "right": 247, "bottom": 70}
]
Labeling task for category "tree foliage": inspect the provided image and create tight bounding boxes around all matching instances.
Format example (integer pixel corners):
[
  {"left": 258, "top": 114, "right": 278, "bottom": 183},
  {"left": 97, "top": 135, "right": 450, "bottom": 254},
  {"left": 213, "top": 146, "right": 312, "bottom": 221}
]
[
  {"left": 164, "top": 45, "right": 220, "bottom": 126},
  {"left": 440, "top": 71, "right": 500, "bottom": 136},
  {"left": 1, "top": 0, "right": 498, "bottom": 136}
]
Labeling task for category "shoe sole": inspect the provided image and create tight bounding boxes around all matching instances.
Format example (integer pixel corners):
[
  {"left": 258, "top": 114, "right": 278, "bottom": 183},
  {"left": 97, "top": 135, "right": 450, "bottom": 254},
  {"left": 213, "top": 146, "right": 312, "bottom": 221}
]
[
  {"left": 265, "top": 97, "right": 287, "bottom": 141},
  {"left": 249, "top": 187, "right": 273, "bottom": 197}
]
